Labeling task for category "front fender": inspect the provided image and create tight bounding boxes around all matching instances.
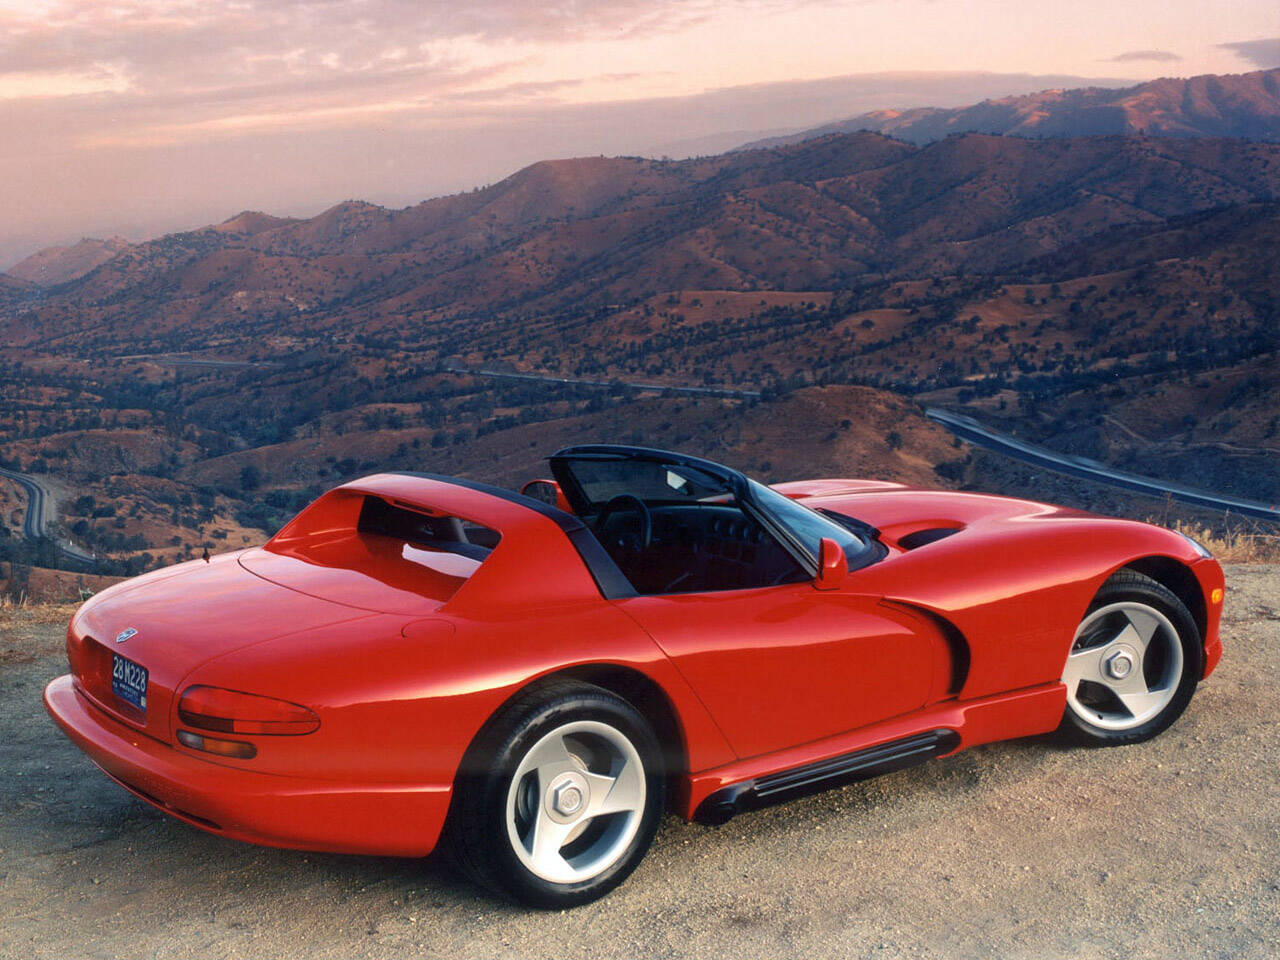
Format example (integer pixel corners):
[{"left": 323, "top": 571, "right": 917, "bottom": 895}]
[{"left": 853, "top": 515, "right": 1210, "bottom": 699}]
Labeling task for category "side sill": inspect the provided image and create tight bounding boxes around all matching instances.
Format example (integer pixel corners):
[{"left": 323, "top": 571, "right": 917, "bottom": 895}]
[{"left": 693, "top": 727, "right": 960, "bottom": 825}]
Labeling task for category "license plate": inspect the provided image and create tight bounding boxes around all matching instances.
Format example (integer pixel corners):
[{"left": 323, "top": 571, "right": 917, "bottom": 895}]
[{"left": 112, "top": 653, "right": 148, "bottom": 712}]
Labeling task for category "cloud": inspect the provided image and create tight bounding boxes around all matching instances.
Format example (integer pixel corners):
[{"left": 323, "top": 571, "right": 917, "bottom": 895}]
[
  {"left": 0, "top": 0, "right": 1145, "bottom": 267},
  {"left": 0, "top": 66, "right": 1137, "bottom": 268},
  {"left": 1103, "top": 50, "right": 1182, "bottom": 63},
  {"left": 0, "top": 0, "right": 804, "bottom": 89},
  {"left": 0, "top": 0, "right": 831, "bottom": 153},
  {"left": 1218, "top": 38, "right": 1280, "bottom": 69}
]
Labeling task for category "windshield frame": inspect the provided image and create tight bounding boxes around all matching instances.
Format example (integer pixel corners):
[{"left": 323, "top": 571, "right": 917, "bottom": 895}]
[
  {"left": 550, "top": 445, "right": 884, "bottom": 580},
  {"left": 743, "top": 480, "right": 879, "bottom": 574}
]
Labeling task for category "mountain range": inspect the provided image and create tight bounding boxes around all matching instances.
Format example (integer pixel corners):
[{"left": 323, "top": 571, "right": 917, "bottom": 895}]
[
  {"left": 7, "top": 132, "right": 1280, "bottom": 351},
  {"left": 740, "top": 68, "right": 1280, "bottom": 149},
  {"left": 2, "top": 69, "right": 1278, "bottom": 579}
]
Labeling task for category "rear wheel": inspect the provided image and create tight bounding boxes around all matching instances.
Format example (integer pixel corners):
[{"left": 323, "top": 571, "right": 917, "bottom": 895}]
[
  {"left": 1060, "top": 570, "right": 1202, "bottom": 745},
  {"left": 447, "top": 680, "right": 664, "bottom": 908}
]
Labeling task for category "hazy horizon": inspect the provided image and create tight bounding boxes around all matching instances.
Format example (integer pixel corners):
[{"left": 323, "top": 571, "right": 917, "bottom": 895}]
[{"left": 3, "top": 0, "right": 1278, "bottom": 268}]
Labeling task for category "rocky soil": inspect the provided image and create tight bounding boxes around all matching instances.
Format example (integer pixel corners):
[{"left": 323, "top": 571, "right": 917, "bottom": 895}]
[{"left": 1, "top": 567, "right": 1276, "bottom": 959}]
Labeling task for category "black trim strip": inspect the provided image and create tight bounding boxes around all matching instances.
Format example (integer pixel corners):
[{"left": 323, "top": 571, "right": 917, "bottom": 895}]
[
  {"left": 562, "top": 526, "right": 637, "bottom": 600},
  {"left": 818, "top": 508, "right": 881, "bottom": 541},
  {"left": 693, "top": 728, "right": 960, "bottom": 825},
  {"left": 388, "top": 472, "right": 637, "bottom": 599}
]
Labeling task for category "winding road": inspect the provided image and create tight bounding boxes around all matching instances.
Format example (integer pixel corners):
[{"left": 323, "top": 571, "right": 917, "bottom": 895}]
[
  {"left": 926, "top": 408, "right": 1280, "bottom": 522},
  {"left": 446, "top": 365, "right": 1278, "bottom": 520},
  {"left": 443, "top": 363, "right": 763, "bottom": 399},
  {"left": 113, "top": 354, "right": 281, "bottom": 370},
  {"left": 0, "top": 467, "right": 97, "bottom": 568}
]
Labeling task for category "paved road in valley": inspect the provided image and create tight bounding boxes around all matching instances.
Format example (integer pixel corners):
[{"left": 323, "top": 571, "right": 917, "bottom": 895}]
[
  {"left": 0, "top": 467, "right": 97, "bottom": 567},
  {"left": 443, "top": 369, "right": 1276, "bottom": 521},
  {"left": 926, "top": 407, "right": 1280, "bottom": 521},
  {"left": 443, "top": 363, "right": 763, "bottom": 399},
  {"left": 113, "top": 354, "right": 281, "bottom": 369}
]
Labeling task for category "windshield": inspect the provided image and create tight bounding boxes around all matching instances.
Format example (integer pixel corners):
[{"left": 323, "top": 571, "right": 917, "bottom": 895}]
[
  {"left": 748, "top": 480, "right": 874, "bottom": 566},
  {"left": 561, "top": 456, "right": 732, "bottom": 511}
]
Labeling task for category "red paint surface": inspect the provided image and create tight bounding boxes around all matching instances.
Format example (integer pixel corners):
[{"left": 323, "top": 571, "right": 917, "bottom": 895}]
[{"left": 45, "top": 473, "right": 1224, "bottom": 856}]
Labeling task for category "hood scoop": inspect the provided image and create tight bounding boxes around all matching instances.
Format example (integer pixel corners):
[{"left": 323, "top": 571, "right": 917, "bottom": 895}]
[{"left": 897, "top": 527, "right": 961, "bottom": 550}]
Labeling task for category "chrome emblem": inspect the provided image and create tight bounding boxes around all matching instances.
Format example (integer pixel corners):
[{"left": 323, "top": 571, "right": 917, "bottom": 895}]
[{"left": 114, "top": 628, "right": 137, "bottom": 644}]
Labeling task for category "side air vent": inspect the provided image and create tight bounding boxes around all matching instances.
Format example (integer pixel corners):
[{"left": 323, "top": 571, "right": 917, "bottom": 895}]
[{"left": 898, "top": 527, "right": 960, "bottom": 550}]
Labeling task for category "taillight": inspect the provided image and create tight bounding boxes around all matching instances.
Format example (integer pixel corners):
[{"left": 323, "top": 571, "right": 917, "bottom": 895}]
[
  {"left": 178, "top": 685, "right": 320, "bottom": 735},
  {"left": 177, "top": 730, "right": 257, "bottom": 759}
]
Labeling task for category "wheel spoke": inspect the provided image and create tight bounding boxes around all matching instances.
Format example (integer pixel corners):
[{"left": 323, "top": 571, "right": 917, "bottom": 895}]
[
  {"left": 1109, "top": 669, "right": 1164, "bottom": 719},
  {"left": 583, "top": 760, "right": 644, "bottom": 818},
  {"left": 524, "top": 732, "right": 573, "bottom": 772},
  {"left": 528, "top": 807, "right": 575, "bottom": 878},
  {"left": 1118, "top": 607, "right": 1161, "bottom": 652},
  {"left": 1063, "top": 642, "right": 1109, "bottom": 691}
]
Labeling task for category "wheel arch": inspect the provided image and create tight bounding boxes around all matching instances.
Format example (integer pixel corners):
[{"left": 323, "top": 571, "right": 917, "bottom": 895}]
[
  {"left": 452, "top": 662, "right": 690, "bottom": 801},
  {"left": 550, "top": 664, "right": 688, "bottom": 782},
  {"left": 1113, "top": 555, "right": 1207, "bottom": 643}
]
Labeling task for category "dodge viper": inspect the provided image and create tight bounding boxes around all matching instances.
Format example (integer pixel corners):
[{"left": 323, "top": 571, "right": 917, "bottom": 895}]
[{"left": 44, "top": 445, "right": 1224, "bottom": 907}]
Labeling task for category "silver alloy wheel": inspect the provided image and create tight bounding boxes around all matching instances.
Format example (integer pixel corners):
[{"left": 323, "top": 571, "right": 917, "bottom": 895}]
[
  {"left": 1063, "top": 600, "right": 1184, "bottom": 731},
  {"left": 504, "top": 719, "right": 646, "bottom": 884}
]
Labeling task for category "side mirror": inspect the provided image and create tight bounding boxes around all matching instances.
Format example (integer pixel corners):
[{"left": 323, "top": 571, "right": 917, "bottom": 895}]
[
  {"left": 521, "top": 479, "right": 571, "bottom": 512},
  {"left": 814, "top": 537, "right": 848, "bottom": 590}
]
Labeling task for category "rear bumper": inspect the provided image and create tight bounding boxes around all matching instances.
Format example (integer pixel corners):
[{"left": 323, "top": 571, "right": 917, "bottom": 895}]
[{"left": 44, "top": 675, "right": 451, "bottom": 857}]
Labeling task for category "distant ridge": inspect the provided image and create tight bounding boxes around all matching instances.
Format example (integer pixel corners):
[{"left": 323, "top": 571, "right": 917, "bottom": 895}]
[
  {"left": 212, "top": 211, "right": 301, "bottom": 236},
  {"left": 6, "top": 130, "right": 1280, "bottom": 354},
  {"left": 7, "top": 236, "right": 132, "bottom": 287},
  {"left": 738, "top": 68, "right": 1280, "bottom": 149}
]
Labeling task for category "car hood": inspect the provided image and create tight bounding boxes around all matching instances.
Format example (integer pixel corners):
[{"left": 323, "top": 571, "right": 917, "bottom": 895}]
[
  {"left": 802, "top": 486, "right": 1094, "bottom": 546},
  {"left": 69, "top": 551, "right": 376, "bottom": 742}
]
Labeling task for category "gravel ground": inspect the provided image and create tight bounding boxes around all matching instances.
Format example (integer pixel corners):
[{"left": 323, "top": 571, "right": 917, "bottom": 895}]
[{"left": 1, "top": 565, "right": 1277, "bottom": 959}]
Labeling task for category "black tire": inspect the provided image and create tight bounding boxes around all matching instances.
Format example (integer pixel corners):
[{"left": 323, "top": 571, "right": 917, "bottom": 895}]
[
  {"left": 446, "top": 679, "right": 665, "bottom": 909},
  {"left": 1060, "top": 569, "right": 1203, "bottom": 746}
]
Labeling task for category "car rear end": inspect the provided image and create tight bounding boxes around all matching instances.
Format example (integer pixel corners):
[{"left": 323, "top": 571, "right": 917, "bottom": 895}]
[{"left": 45, "top": 551, "right": 456, "bottom": 856}]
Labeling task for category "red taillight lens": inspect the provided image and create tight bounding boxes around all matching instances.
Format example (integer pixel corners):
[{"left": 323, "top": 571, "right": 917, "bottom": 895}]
[{"left": 178, "top": 685, "right": 319, "bottom": 735}]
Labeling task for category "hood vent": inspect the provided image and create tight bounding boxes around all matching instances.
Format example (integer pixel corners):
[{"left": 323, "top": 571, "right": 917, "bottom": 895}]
[{"left": 898, "top": 527, "right": 960, "bottom": 550}]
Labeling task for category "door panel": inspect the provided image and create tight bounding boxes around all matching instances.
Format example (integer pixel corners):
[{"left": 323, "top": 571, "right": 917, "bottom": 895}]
[{"left": 618, "top": 583, "right": 936, "bottom": 760}]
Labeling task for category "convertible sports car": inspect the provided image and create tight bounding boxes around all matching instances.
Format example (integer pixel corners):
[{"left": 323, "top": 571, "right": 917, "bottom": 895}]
[{"left": 45, "top": 445, "right": 1224, "bottom": 907}]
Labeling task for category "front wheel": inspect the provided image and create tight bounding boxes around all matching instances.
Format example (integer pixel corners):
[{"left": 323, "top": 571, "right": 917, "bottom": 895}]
[
  {"left": 447, "top": 680, "right": 664, "bottom": 908},
  {"left": 1060, "top": 570, "right": 1203, "bottom": 745}
]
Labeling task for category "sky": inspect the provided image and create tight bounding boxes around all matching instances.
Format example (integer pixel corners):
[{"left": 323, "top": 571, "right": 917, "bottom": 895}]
[{"left": 1, "top": 0, "right": 1278, "bottom": 267}]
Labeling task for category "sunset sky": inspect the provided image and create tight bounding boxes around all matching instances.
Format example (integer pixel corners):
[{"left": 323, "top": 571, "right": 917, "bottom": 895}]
[{"left": 2, "top": 0, "right": 1277, "bottom": 266}]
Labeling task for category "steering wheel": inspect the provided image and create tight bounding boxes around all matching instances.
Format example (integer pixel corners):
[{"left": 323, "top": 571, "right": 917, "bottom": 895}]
[{"left": 595, "top": 494, "right": 652, "bottom": 551}]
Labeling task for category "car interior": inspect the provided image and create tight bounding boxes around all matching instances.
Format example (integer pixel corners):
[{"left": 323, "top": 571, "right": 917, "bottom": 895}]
[
  {"left": 548, "top": 454, "right": 810, "bottom": 595},
  {"left": 351, "top": 451, "right": 876, "bottom": 598},
  {"left": 357, "top": 495, "right": 502, "bottom": 561}
]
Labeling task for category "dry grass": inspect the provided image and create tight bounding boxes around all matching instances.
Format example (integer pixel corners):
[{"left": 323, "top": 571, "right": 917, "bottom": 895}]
[
  {"left": 0, "top": 595, "right": 80, "bottom": 624},
  {"left": 1155, "top": 518, "right": 1280, "bottom": 564},
  {"left": 0, "top": 597, "right": 76, "bottom": 664}
]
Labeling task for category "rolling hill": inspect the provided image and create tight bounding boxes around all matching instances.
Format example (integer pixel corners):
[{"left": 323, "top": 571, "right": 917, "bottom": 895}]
[
  {"left": 7, "top": 237, "right": 132, "bottom": 287},
  {"left": 5, "top": 132, "right": 1280, "bottom": 355},
  {"left": 2, "top": 98, "right": 1278, "bottom": 576},
  {"left": 740, "top": 68, "right": 1280, "bottom": 149}
]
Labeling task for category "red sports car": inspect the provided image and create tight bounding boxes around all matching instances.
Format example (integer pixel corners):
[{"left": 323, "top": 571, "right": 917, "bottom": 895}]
[{"left": 45, "top": 445, "right": 1224, "bottom": 907}]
